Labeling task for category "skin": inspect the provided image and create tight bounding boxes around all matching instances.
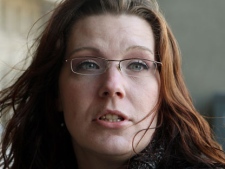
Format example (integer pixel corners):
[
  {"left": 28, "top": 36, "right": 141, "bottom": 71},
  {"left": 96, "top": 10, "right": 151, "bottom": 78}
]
[{"left": 58, "top": 14, "right": 160, "bottom": 169}]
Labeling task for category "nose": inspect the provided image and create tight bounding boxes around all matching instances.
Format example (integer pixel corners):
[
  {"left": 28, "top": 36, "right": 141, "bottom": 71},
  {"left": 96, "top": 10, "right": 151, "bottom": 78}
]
[{"left": 98, "top": 64, "right": 126, "bottom": 99}]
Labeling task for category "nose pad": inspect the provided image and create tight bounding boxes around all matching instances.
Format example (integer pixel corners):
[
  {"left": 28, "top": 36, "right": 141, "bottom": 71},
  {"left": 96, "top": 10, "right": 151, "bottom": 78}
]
[
  {"left": 106, "top": 61, "right": 121, "bottom": 72},
  {"left": 117, "top": 63, "right": 122, "bottom": 71}
]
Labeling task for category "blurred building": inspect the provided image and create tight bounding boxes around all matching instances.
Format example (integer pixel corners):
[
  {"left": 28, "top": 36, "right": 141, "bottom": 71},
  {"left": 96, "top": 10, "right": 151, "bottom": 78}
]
[
  {"left": 0, "top": 0, "right": 59, "bottom": 87},
  {"left": 0, "top": 0, "right": 59, "bottom": 132}
]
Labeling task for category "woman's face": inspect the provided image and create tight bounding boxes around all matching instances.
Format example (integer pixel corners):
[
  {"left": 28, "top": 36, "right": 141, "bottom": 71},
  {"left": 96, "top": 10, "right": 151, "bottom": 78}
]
[{"left": 59, "top": 14, "right": 160, "bottom": 161}]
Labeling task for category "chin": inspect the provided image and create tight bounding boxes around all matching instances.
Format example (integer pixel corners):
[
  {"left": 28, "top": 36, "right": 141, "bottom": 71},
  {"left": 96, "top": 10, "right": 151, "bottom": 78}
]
[
  {"left": 94, "top": 146, "right": 135, "bottom": 160},
  {"left": 92, "top": 138, "right": 146, "bottom": 158}
]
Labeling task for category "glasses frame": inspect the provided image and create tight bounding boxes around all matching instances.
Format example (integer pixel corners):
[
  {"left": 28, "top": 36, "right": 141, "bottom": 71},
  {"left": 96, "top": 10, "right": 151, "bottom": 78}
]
[{"left": 65, "top": 57, "right": 162, "bottom": 76}]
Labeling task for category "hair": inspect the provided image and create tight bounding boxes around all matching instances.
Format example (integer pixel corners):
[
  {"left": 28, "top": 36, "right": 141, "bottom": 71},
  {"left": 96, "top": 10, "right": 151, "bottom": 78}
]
[{"left": 1, "top": 0, "right": 225, "bottom": 168}]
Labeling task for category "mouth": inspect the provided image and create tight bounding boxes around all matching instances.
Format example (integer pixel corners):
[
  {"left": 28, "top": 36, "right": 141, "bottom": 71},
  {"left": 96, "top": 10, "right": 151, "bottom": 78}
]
[
  {"left": 94, "top": 110, "right": 129, "bottom": 128},
  {"left": 99, "top": 114, "right": 125, "bottom": 122},
  {"left": 96, "top": 109, "right": 128, "bottom": 123}
]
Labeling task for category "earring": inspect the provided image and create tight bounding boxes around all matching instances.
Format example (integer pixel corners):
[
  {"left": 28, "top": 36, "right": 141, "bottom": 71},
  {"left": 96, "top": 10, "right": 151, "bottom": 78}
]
[{"left": 61, "top": 122, "right": 65, "bottom": 127}]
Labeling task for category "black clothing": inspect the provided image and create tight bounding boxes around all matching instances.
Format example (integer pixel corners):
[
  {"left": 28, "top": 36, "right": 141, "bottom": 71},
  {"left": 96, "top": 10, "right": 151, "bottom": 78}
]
[{"left": 128, "top": 128, "right": 225, "bottom": 169}]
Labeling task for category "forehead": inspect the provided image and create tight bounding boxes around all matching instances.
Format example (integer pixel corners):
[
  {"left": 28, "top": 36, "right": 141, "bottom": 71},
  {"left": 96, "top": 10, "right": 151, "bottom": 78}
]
[{"left": 66, "top": 14, "right": 155, "bottom": 58}]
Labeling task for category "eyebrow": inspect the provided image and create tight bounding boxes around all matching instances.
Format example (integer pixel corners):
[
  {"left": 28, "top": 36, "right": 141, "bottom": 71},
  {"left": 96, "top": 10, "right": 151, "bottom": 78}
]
[
  {"left": 126, "top": 45, "right": 154, "bottom": 55},
  {"left": 68, "top": 45, "right": 154, "bottom": 58},
  {"left": 68, "top": 47, "right": 100, "bottom": 57}
]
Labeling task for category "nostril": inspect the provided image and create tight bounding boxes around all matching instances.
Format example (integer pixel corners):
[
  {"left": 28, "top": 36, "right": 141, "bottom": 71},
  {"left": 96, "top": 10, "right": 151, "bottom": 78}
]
[
  {"left": 101, "top": 91, "right": 122, "bottom": 97},
  {"left": 116, "top": 92, "right": 122, "bottom": 97}
]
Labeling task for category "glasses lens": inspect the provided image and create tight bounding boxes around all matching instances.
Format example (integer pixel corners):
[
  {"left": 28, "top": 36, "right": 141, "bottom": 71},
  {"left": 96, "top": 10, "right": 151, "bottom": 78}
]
[
  {"left": 120, "top": 59, "right": 157, "bottom": 77},
  {"left": 71, "top": 57, "right": 107, "bottom": 75}
]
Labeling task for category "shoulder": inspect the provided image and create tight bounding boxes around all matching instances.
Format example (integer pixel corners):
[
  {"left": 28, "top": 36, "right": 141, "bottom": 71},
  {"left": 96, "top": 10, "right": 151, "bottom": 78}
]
[
  {"left": 157, "top": 155, "right": 225, "bottom": 169},
  {"left": 184, "top": 164, "right": 225, "bottom": 169},
  {"left": 161, "top": 162, "right": 225, "bottom": 169}
]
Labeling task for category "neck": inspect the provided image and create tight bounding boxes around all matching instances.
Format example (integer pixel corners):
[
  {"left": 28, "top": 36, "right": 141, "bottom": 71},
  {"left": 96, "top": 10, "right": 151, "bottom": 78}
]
[
  {"left": 74, "top": 146, "right": 132, "bottom": 169},
  {"left": 76, "top": 154, "right": 128, "bottom": 169}
]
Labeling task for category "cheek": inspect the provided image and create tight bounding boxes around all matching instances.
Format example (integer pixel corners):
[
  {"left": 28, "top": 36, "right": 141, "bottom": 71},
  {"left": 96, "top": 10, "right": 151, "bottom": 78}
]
[
  {"left": 60, "top": 83, "right": 87, "bottom": 109},
  {"left": 59, "top": 77, "right": 100, "bottom": 115},
  {"left": 127, "top": 78, "right": 159, "bottom": 120},
  {"left": 60, "top": 84, "right": 79, "bottom": 106},
  {"left": 129, "top": 78, "right": 159, "bottom": 103},
  {"left": 59, "top": 82, "right": 91, "bottom": 130}
]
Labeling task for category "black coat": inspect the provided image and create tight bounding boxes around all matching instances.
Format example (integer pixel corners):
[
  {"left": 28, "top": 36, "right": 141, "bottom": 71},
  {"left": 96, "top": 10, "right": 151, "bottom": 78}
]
[{"left": 128, "top": 129, "right": 225, "bottom": 169}]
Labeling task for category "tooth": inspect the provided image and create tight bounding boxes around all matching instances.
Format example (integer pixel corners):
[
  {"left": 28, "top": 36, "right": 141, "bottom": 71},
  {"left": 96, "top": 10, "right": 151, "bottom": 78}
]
[
  {"left": 112, "top": 115, "right": 118, "bottom": 120},
  {"left": 100, "top": 114, "right": 123, "bottom": 122},
  {"left": 106, "top": 114, "right": 112, "bottom": 119}
]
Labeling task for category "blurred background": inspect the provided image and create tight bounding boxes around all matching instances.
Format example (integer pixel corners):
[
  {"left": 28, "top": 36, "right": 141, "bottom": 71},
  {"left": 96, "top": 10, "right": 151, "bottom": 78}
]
[
  {"left": 157, "top": 0, "right": 225, "bottom": 149},
  {"left": 0, "top": 0, "right": 225, "bottom": 147}
]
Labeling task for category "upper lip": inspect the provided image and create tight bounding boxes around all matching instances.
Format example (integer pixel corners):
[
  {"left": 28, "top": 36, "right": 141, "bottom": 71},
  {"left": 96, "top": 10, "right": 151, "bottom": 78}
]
[{"left": 94, "top": 109, "right": 129, "bottom": 121}]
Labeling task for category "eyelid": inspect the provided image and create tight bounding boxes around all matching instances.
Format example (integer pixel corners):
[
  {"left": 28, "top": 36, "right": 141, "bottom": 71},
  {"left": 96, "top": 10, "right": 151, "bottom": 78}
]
[
  {"left": 77, "top": 60, "right": 98, "bottom": 68},
  {"left": 71, "top": 56, "right": 99, "bottom": 59},
  {"left": 80, "top": 59, "right": 98, "bottom": 63},
  {"left": 126, "top": 59, "right": 149, "bottom": 67}
]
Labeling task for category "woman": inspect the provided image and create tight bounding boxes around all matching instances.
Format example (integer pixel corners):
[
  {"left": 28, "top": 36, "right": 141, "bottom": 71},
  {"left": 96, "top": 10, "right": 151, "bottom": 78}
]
[{"left": 1, "top": 0, "right": 225, "bottom": 168}]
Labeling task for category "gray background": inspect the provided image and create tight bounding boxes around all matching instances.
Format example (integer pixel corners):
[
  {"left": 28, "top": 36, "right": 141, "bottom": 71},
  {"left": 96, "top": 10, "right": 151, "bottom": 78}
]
[{"left": 157, "top": 0, "right": 225, "bottom": 116}]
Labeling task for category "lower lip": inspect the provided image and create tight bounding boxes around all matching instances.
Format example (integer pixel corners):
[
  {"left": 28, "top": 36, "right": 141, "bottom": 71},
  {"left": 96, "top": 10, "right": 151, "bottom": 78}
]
[{"left": 94, "top": 119, "right": 130, "bottom": 129}]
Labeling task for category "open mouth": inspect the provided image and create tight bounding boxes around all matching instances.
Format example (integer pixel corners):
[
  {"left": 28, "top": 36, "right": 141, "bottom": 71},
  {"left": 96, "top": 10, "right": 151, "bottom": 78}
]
[{"left": 99, "top": 114, "right": 125, "bottom": 122}]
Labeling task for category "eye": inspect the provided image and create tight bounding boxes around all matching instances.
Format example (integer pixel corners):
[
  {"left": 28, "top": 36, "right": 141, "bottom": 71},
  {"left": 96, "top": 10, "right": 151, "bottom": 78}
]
[
  {"left": 75, "top": 60, "right": 100, "bottom": 71},
  {"left": 126, "top": 60, "right": 149, "bottom": 72}
]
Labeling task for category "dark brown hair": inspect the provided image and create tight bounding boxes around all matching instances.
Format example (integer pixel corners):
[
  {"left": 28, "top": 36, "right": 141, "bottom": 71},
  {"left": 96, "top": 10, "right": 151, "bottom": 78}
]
[{"left": 1, "top": 0, "right": 225, "bottom": 168}]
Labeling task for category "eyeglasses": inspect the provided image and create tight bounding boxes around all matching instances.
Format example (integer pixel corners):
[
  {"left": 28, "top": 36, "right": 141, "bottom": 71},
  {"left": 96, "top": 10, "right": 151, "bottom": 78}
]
[{"left": 65, "top": 57, "right": 162, "bottom": 77}]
